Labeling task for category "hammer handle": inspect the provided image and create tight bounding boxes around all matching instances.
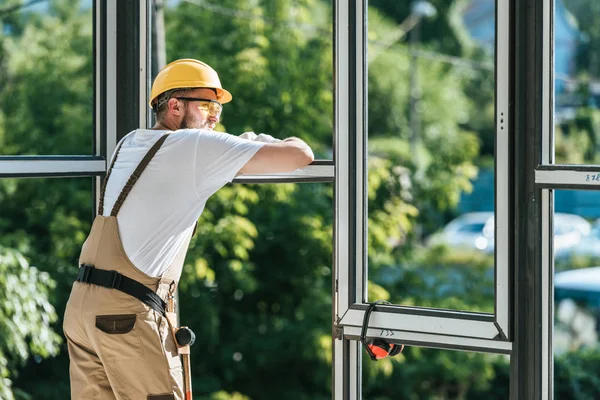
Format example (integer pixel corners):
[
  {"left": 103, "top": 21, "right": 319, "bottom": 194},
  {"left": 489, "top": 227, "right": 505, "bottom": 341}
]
[{"left": 182, "top": 353, "right": 192, "bottom": 400}]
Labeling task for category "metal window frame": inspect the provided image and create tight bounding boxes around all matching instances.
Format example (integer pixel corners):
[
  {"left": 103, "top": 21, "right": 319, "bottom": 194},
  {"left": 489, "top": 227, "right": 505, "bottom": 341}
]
[
  {"left": 334, "top": 0, "right": 512, "bottom": 368},
  {"left": 531, "top": 0, "right": 600, "bottom": 398},
  {"left": 0, "top": 0, "right": 112, "bottom": 187}
]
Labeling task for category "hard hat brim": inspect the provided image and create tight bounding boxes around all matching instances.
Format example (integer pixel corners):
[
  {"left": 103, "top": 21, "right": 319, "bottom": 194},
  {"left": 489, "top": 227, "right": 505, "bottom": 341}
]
[
  {"left": 215, "top": 88, "right": 232, "bottom": 104},
  {"left": 149, "top": 86, "right": 232, "bottom": 108}
]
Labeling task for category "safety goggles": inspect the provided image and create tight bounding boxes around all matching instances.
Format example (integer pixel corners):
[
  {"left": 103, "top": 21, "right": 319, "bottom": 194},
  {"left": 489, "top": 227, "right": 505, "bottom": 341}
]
[{"left": 175, "top": 97, "right": 223, "bottom": 119}]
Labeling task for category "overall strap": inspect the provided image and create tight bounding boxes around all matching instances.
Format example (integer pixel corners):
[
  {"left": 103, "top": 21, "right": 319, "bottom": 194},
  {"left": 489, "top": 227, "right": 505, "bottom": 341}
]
[
  {"left": 97, "top": 138, "right": 127, "bottom": 215},
  {"left": 110, "top": 133, "right": 170, "bottom": 217}
]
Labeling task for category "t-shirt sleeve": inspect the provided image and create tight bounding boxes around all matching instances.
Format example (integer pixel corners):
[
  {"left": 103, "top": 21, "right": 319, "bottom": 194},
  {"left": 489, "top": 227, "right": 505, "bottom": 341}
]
[{"left": 194, "top": 130, "right": 265, "bottom": 196}]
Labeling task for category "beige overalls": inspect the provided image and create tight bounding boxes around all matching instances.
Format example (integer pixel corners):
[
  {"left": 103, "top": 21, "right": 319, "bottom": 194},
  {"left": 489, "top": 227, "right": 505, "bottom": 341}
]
[{"left": 63, "top": 134, "right": 191, "bottom": 400}]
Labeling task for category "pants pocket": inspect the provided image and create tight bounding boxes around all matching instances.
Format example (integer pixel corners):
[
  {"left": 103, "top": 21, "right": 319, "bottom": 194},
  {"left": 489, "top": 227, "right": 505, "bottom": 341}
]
[{"left": 95, "top": 314, "right": 143, "bottom": 360}]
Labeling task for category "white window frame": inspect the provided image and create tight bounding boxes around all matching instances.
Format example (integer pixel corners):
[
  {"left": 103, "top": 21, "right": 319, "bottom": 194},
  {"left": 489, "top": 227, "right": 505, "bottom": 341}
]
[{"left": 334, "top": 0, "right": 513, "bottom": 383}]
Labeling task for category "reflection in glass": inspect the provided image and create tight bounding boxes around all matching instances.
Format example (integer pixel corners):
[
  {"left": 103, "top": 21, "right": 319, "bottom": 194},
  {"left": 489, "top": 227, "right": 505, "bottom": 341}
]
[
  {"left": 160, "top": 0, "right": 334, "bottom": 158},
  {"left": 367, "top": 1, "right": 495, "bottom": 312},
  {"left": 0, "top": 1, "right": 94, "bottom": 155},
  {"left": 553, "top": 190, "right": 600, "bottom": 398},
  {"left": 554, "top": 1, "right": 600, "bottom": 164}
]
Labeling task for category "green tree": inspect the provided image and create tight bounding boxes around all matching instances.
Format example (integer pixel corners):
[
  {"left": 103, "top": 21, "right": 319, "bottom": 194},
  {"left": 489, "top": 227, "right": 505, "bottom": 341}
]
[
  {"left": 0, "top": 245, "right": 61, "bottom": 399},
  {"left": 0, "top": 0, "right": 509, "bottom": 399},
  {"left": 0, "top": 1, "right": 94, "bottom": 398},
  {"left": 165, "top": 0, "right": 333, "bottom": 157}
]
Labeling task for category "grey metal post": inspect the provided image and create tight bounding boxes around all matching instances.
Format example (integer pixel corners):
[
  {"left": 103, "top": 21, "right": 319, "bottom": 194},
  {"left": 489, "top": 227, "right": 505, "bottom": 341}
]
[
  {"left": 511, "top": 0, "right": 545, "bottom": 397},
  {"left": 116, "top": 0, "right": 141, "bottom": 141}
]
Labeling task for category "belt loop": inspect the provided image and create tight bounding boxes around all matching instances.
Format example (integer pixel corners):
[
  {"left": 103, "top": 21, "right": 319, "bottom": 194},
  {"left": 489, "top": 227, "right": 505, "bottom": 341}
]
[
  {"left": 168, "top": 280, "right": 177, "bottom": 296},
  {"left": 167, "top": 281, "right": 177, "bottom": 313}
]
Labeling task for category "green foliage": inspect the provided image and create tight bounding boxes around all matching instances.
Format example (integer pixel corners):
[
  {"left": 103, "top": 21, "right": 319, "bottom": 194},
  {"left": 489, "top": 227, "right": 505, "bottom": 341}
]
[
  {"left": 555, "top": 106, "right": 600, "bottom": 164},
  {"left": 556, "top": 253, "right": 600, "bottom": 273},
  {"left": 0, "top": 246, "right": 61, "bottom": 399},
  {"left": 555, "top": 348, "right": 600, "bottom": 399},
  {"left": 0, "top": 0, "right": 93, "bottom": 156},
  {"left": 364, "top": 351, "right": 506, "bottom": 400},
  {"left": 165, "top": 0, "right": 333, "bottom": 157},
  {"left": 554, "top": 1, "right": 600, "bottom": 164},
  {"left": 386, "top": 245, "right": 494, "bottom": 312},
  {"left": 210, "top": 391, "right": 251, "bottom": 400},
  {"left": 3, "top": 0, "right": 597, "bottom": 399},
  {"left": 178, "top": 182, "right": 334, "bottom": 399},
  {"left": 367, "top": 7, "right": 481, "bottom": 237}
]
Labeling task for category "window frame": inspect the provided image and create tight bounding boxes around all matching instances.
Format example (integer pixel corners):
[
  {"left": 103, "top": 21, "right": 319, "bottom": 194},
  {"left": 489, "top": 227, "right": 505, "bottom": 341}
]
[
  {"left": 0, "top": 0, "right": 110, "bottom": 184},
  {"left": 334, "top": 0, "right": 512, "bottom": 356}
]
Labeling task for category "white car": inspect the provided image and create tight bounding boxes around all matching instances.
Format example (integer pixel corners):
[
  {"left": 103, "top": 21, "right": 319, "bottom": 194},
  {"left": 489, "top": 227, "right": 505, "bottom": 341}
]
[
  {"left": 428, "top": 212, "right": 590, "bottom": 255},
  {"left": 426, "top": 212, "right": 495, "bottom": 253},
  {"left": 554, "top": 267, "right": 600, "bottom": 353},
  {"left": 562, "top": 218, "right": 600, "bottom": 259}
]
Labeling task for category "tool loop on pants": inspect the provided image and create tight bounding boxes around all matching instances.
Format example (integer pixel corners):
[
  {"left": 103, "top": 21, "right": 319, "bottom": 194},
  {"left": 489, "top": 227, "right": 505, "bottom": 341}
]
[{"left": 76, "top": 264, "right": 167, "bottom": 317}]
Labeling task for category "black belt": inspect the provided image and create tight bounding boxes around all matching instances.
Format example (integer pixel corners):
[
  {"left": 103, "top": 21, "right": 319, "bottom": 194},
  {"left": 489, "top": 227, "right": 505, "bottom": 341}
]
[{"left": 76, "top": 264, "right": 166, "bottom": 317}]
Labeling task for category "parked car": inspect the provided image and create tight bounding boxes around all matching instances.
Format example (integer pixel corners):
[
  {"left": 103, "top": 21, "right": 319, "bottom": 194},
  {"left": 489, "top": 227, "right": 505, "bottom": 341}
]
[
  {"left": 427, "top": 212, "right": 591, "bottom": 255},
  {"left": 561, "top": 218, "right": 600, "bottom": 259},
  {"left": 554, "top": 267, "right": 600, "bottom": 353},
  {"left": 426, "top": 212, "right": 495, "bottom": 253},
  {"left": 554, "top": 213, "right": 592, "bottom": 258},
  {"left": 555, "top": 266, "right": 600, "bottom": 305}
]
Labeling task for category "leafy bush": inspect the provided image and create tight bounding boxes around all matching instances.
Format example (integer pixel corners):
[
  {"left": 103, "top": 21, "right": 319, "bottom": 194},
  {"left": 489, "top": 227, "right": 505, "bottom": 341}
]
[{"left": 0, "top": 246, "right": 61, "bottom": 399}]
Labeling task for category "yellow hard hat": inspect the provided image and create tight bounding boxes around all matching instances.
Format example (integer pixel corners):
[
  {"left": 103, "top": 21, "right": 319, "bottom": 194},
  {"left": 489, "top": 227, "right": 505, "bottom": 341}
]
[{"left": 149, "top": 59, "right": 232, "bottom": 108}]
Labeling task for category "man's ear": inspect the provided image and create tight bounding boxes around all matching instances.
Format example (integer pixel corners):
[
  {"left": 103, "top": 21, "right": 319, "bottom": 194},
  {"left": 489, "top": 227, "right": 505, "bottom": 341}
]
[{"left": 168, "top": 98, "right": 182, "bottom": 115}]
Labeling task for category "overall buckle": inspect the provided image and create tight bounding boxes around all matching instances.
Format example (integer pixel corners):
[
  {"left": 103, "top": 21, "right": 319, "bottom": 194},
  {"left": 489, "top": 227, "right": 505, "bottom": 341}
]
[
  {"left": 109, "top": 270, "right": 123, "bottom": 289},
  {"left": 78, "top": 264, "right": 94, "bottom": 283}
]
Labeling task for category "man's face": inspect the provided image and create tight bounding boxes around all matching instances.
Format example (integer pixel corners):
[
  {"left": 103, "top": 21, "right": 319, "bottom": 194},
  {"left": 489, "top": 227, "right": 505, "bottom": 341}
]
[{"left": 179, "top": 88, "right": 221, "bottom": 130}]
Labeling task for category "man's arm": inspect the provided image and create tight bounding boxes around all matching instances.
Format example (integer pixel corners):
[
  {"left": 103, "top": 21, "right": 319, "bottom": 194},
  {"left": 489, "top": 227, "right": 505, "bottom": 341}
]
[{"left": 237, "top": 136, "right": 314, "bottom": 175}]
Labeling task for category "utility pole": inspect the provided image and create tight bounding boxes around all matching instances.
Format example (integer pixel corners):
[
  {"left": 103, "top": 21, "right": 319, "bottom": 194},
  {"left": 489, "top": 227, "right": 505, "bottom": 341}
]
[
  {"left": 408, "top": 1, "right": 436, "bottom": 170},
  {"left": 409, "top": 21, "right": 421, "bottom": 167},
  {"left": 152, "top": 0, "right": 167, "bottom": 76}
]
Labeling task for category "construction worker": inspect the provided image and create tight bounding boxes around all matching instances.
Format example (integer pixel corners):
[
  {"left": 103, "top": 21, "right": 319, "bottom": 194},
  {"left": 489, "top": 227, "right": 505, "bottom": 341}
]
[{"left": 62, "top": 58, "right": 314, "bottom": 399}]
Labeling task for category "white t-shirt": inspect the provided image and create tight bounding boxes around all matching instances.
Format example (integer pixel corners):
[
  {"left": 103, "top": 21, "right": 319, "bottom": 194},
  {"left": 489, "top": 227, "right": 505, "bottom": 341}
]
[{"left": 101, "top": 129, "right": 264, "bottom": 277}]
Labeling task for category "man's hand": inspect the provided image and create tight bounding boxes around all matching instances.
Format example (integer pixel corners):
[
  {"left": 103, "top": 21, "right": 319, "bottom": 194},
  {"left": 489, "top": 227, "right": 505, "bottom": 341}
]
[
  {"left": 255, "top": 134, "right": 281, "bottom": 143},
  {"left": 240, "top": 132, "right": 282, "bottom": 144},
  {"left": 239, "top": 131, "right": 258, "bottom": 141}
]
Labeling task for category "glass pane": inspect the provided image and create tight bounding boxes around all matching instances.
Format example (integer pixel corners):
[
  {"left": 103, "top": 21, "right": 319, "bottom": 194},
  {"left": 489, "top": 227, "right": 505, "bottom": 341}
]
[
  {"left": 367, "top": 1, "right": 496, "bottom": 312},
  {"left": 0, "top": 177, "right": 94, "bottom": 398},
  {"left": 0, "top": 1, "right": 95, "bottom": 155},
  {"left": 178, "top": 183, "right": 333, "bottom": 398},
  {"left": 553, "top": 1, "right": 600, "bottom": 164},
  {"left": 155, "top": 0, "right": 334, "bottom": 159},
  {"left": 362, "top": 346, "right": 509, "bottom": 398},
  {"left": 554, "top": 190, "right": 600, "bottom": 398}
]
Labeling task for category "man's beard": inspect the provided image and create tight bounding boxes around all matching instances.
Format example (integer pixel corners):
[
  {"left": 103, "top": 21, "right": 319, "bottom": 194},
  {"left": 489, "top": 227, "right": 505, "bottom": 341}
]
[{"left": 180, "top": 110, "right": 213, "bottom": 130}]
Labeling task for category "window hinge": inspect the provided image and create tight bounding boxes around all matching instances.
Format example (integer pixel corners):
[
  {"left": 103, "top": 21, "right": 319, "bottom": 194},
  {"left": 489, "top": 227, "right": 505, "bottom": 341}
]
[{"left": 333, "top": 316, "right": 343, "bottom": 340}]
